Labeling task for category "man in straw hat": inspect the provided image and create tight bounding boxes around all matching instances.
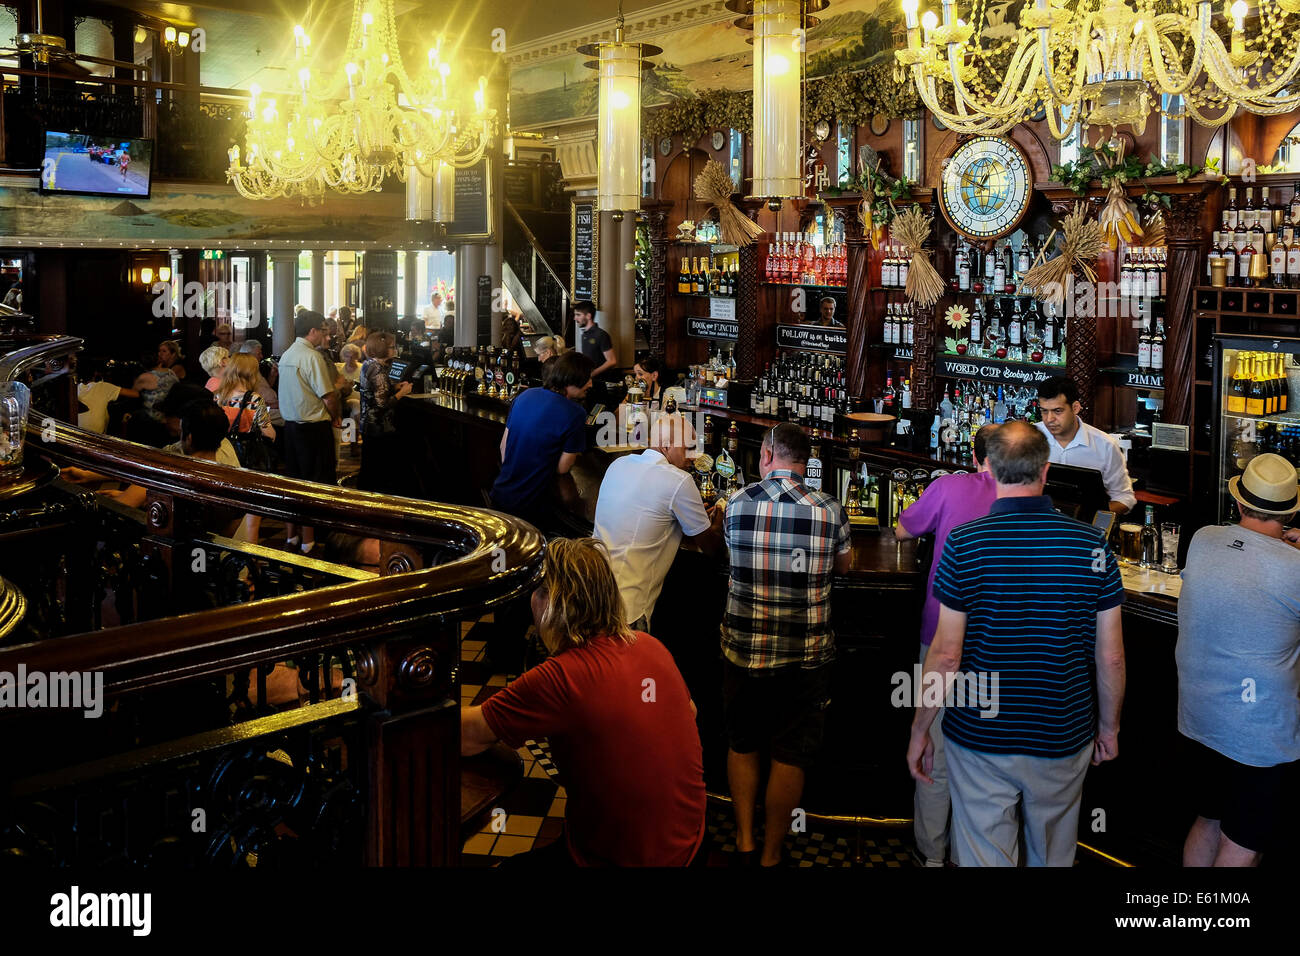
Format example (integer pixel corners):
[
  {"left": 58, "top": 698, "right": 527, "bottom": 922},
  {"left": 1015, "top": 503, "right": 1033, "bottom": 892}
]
[{"left": 1177, "top": 452, "right": 1300, "bottom": 867}]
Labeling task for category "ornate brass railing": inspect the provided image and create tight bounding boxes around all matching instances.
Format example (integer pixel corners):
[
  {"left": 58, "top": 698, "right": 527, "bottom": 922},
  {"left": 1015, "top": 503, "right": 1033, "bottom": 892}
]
[{"left": 0, "top": 335, "right": 544, "bottom": 866}]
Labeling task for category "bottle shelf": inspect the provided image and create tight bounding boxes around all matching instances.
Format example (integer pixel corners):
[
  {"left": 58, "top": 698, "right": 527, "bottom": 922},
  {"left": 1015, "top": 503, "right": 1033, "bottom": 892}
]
[
  {"left": 1222, "top": 409, "right": 1300, "bottom": 426},
  {"left": 1195, "top": 286, "right": 1300, "bottom": 316},
  {"left": 672, "top": 291, "right": 735, "bottom": 299},
  {"left": 761, "top": 282, "right": 848, "bottom": 292}
]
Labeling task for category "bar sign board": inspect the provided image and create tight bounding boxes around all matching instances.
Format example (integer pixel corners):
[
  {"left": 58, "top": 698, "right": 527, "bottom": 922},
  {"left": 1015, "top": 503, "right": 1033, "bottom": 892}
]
[
  {"left": 449, "top": 159, "right": 491, "bottom": 240},
  {"left": 687, "top": 316, "right": 739, "bottom": 341},
  {"left": 935, "top": 354, "right": 1057, "bottom": 385},
  {"left": 476, "top": 274, "right": 493, "bottom": 347},
  {"left": 571, "top": 200, "right": 598, "bottom": 306},
  {"left": 776, "top": 323, "right": 848, "bottom": 354}
]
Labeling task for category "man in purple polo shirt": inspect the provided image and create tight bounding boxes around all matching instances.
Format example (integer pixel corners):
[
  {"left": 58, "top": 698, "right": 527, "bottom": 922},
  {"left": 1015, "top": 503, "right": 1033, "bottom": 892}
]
[{"left": 895, "top": 423, "right": 999, "bottom": 867}]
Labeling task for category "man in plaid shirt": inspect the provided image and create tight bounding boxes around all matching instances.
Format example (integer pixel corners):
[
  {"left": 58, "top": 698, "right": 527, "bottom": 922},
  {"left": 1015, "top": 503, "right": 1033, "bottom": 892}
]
[{"left": 721, "top": 422, "right": 852, "bottom": 866}]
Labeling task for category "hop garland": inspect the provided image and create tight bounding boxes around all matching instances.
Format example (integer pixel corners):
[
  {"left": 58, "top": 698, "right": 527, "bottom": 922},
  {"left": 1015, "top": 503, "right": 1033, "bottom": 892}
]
[
  {"left": 890, "top": 205, "right": 944, "bottom": 307},
  {"left": 1022, "top": 203, "right": 1103, "bottom": 309},
  {"left": 693, "top": 160, "right": 764, "bottom": 247}
]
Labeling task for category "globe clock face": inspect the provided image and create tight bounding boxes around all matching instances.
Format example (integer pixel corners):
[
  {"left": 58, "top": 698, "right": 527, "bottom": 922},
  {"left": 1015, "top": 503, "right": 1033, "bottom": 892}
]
[{"left": 940, "top": 136, "right": 1032, "bottom": 241}]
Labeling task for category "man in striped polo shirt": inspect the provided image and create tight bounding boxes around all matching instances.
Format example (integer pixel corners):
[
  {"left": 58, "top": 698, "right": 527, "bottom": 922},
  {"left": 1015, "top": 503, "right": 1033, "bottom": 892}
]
[
  {"left": 906, "top": 421, "right": 1127, "bottom": 866},
  {"left": 721, "top": 422, "right": 852, "bottom": 866}
]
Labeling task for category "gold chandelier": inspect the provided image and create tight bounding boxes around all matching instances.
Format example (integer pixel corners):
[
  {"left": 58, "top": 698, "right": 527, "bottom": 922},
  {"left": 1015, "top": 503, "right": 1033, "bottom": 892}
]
[
  {"left": 227, "top": 0, "right": 496, "bottom": 203},
  {"left": 895, "top": 0, "right": 1300, "bottom": 141}
]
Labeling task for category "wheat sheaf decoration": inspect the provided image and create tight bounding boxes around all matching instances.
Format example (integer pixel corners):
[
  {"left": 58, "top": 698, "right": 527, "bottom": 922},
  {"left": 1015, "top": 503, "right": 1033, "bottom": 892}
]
[
  {"left": 891, "top": 204, "right": 944, "bottom": 307},
  {"left": 693, "top": 160, "right": 764, "bottom": 248},
  {"left": 1022, "top": 202, "right": 1103, "bottom": 310}
]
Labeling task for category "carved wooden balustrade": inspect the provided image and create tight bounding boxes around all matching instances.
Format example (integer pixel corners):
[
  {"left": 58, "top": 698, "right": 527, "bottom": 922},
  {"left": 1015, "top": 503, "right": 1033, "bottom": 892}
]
[{"left": 0, "top": 336, "right": 544, "bottom": 866}]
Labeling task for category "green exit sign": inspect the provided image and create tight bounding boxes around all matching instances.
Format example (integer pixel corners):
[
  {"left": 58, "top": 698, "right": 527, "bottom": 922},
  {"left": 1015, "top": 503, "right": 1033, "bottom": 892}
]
[{"left": 202, "top": 250, "right": 225, "bottom": 260}]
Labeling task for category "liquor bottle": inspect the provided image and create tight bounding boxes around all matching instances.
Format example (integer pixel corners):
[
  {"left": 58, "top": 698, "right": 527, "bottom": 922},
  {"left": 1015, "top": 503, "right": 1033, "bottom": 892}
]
[
  {"left": 901, "top": 377, "right": 913, "bottom": 410},
  {"left": 1247, "top": 354, "right": 1267, "bottom": 416},
  {"left": 1290, "top": 183, "right": 1300, "bottom": 225},
  {"left": 726, "top": 421, "right": 740, "bottom": 456},
  {"left": 905, "top": 305, "right": 915, "bottom": 346},
  {"left": 703, "top": 414, "right": 715, "bottom": 452},
  {"left": 993, "top": 243, "right": 1007, "bottom": 292},
  {"left": 1242, "top": 186, "right": 1257, "bottom": 234},
  {"left": 1264, "top": 186, "right": 1280, "bottom": 232},
  {"left": 1288, "top": 227, "right": 1300, "bottom": 289},
  {"left": 806, "top": 441, "right": 823, "bottom": 491},
  {"left": 1266, "top": 353, "right": 1278, "bottom": 416},
  {"left": 1233, "top": 201, "right": 1249, "bottom": 258},
  {"left": 1120, "top": 247, "right": 1135, "bottom": 299},
  {"left": 1140, "top": 505, "right": 1161, "bottom": 570},
  {"left": 1272, "top": 226, "right": 1289, "bottom": 287},
  {"left": 969, "top": 300, "right": 982, "bottom": 349},
  {"left": 930, "top": 412, "right": 941, "bottom": 452},
  {"left": 1224, "top": 185, "right": 1239, "bottom": 232},
  {"left": 1222, "top": 231, "right": 1238, "bottom": 285},
  {"left": 1150, "top": 318, "right": 1165, "bottom": 374},
  {"left": 1043, "top": 304, "right": 1057, "bottom": 353},
  {"left": 883, "top": 374, "right": 896, "bottom": 411},
  {"left": 1250, "top": 203, "right": 1267, "bottom": 254},
  {"left": 898, "top": 250, "right": 910, "bottom": 290},
  {"left": 993, "top": 385, "right": 1008, "bottom": 424},
  {"left": 1239, "top": 234, "right": 1256, "bottom": 288},
  {"left": 1137, "top": 315, "right": 1152, "bottom": 372},
  {"left": 1146, "top": 248, "right": 1162, "bottom": 299},
  {"left": 1017, "top": 238, "right": 1032, "bottom": 285},
  {"left": 1227, "top": 353, "right": 1248, "bottom": 414},
  {"left": 1002, "top": 241, "right": 1015, "bottom": 293},
  {"left": 710, "top": 256, "right": 722, "bottom": 295},
  {"left": 1208, "top": 231, "right": 1222, "bottom": 282},
  {"left": 1280, "top": 354, "right": 1290, "bottom": 413},
  {"left": 957, "top": 242, "right": 971, "bottom": 292},
  {"left": 1008, "top": 298, "right": 1023, "bottom": 348}
]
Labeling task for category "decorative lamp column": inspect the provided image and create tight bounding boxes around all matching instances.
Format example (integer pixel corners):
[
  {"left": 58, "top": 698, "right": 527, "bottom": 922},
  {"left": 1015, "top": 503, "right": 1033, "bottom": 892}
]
[
  {"left": 431, "top": 160, "right": 455, "bottom": 223},
  {"left": 578, "top": 9, "right": 660, "bottom": 217},
  {"left": 729, "top": 0, "right": 827, "bottom": 200},
  {"left": 405, "top": 165, "right": 432, "bottom": 221}
]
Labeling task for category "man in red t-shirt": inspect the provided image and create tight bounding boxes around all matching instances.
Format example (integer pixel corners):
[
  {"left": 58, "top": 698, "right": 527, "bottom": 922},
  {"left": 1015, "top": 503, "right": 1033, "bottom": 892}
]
[{"left": 462, "top": 538, "right": 706, "bottom": 866}]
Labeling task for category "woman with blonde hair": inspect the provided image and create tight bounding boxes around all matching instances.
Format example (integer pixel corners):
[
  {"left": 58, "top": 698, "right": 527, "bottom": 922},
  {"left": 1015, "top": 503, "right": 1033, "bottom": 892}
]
[
  {"left": 461, "top": 537, "right": 707, "bottom": 867},
  {"left": 216, "top": 352, "right": 275, "bottom": 440}
]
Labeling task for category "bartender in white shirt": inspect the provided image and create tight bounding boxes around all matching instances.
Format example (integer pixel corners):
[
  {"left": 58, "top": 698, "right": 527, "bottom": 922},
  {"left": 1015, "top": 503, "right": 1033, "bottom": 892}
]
[{"left": 1035, "top": 375, "right": 1137, "bottom": 514}]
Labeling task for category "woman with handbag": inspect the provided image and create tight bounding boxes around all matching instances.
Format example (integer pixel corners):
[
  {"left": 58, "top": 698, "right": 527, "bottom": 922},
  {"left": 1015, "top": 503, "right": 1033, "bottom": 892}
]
[
  {"left": 216, "top": 354, "right": 276, "bottom": 445},
  {"left": 359, "top": 331, "right": 411, "bottom": 495}
]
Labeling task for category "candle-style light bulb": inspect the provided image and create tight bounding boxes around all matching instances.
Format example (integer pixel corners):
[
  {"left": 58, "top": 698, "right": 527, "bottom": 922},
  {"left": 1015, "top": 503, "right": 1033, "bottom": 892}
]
[
  {"left": 921, "top": 9, "right": 938, "bottom": 40},
  {"left": 1230, "top": 0, "right": 1247, "bottom": 30}
]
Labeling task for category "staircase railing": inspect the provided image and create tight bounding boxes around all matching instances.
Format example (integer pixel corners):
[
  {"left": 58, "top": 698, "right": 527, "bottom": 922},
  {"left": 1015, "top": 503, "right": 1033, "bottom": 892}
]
[{"left": 505, "top": 199, "right": 570, "bottom": 342}]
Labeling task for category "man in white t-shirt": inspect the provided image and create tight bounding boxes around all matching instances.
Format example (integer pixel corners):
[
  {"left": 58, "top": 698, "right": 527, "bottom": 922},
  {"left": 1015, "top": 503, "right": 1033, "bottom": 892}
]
[
  {"left": 594, "top": 413, "right": 723, "bottom": 630},
  {"left": 77, "top": 363, "right": 138, "bottom": 434}
]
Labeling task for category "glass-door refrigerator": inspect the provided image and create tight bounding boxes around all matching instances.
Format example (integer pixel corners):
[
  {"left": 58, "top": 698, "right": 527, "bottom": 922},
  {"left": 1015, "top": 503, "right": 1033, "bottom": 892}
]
[{"left": 1212, "top": 333, "right": 1300, "bottom": 524}]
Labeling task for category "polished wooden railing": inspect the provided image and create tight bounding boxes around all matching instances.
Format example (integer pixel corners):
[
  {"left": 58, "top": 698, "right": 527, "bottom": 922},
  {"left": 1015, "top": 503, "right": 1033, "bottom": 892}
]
[{"left": 0, "top": 335, "right": 544, "bottom": 866}]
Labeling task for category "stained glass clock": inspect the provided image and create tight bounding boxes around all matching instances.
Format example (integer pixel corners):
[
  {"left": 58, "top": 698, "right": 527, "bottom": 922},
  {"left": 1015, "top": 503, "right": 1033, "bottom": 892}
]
[{"left": 939, "top": 136, "right": 1032, "bottom": 241}]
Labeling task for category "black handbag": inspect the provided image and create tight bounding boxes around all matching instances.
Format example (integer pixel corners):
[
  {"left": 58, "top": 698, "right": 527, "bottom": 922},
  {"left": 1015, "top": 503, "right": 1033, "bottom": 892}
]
[{"left": 226, "top": 390, "right": 279, "bottom": 472}]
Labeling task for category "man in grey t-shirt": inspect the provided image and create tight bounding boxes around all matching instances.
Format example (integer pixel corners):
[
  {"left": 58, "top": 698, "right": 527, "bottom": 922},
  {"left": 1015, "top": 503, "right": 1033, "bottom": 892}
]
[{"left": 1177, "top": 453, "right": 1300, "bottom": 866}]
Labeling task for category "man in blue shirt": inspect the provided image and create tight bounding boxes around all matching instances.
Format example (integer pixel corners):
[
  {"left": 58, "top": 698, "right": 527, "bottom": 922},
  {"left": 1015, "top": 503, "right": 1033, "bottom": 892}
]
[
  {"left": 491, "top": 351, "right": 594, "bottom": 530},
  {"left": 906, "top": 421, "right": 1127, "bottom": 867}
]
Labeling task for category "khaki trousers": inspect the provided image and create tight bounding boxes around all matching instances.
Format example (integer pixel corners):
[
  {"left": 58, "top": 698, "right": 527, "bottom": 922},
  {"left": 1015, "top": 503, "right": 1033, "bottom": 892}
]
[
  {"left": 945, "top": 737, "right": 1092, "bottom": 867},
  {"left": 913, "top": 641, "right": 950, "bottom": 865}
]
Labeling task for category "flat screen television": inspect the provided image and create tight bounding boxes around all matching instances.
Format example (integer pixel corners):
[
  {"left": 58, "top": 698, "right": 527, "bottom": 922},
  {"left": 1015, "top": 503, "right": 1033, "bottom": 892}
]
[{"left": 39, "top": 131, "right": 153, "bottom": 199}]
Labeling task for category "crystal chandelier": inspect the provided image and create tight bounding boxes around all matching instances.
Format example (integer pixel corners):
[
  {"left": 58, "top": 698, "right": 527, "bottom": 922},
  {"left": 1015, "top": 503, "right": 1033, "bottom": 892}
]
[
  {"left": 227, "top": 0, "right": 496, "bottom": 203},
  {"left": 895, "top": 0, "right": 1300, "bottom": 141}
]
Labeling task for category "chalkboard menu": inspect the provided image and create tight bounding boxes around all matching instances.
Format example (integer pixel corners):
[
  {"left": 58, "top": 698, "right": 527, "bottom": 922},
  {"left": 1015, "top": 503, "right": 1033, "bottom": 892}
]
[
  {"left": 448, "top": 159, "right": 491, "bottom": 240},
  {"left": 571, "top": 199, "right": 598, "bottom": 306},
  {"left": 934, "top": 354, "right": 1059, "bottom": 386},
  {"left": 476, "top": 274, "right": 493, "bottom": 347},
  {"left": 503, "top": 164, "right": 539, "bottom": 208},
  {"left": 775, "top": 323, "right": 848, "bottom": 354},
  {"left": 363, "top": 251, "right": 398, "bottom": 332},
  {"left": 687, "top": 317, "right": 739, "bottom": 341}
]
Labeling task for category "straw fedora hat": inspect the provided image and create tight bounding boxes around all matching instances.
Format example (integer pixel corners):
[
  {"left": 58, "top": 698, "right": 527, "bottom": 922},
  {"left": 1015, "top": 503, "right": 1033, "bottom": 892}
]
[{"left": 1229, "top": 453, "right": 1300, "bottom": 517}]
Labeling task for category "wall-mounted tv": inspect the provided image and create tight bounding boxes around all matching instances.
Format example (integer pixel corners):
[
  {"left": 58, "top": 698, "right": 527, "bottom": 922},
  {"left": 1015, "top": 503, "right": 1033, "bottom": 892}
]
[{"left": 39, "top": 131, "right": 153, "bottom": 199}]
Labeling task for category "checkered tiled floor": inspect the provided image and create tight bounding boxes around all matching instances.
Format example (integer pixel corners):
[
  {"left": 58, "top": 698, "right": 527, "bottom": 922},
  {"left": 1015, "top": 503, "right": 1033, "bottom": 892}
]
[{"left": 457, "top": 615, "right": 924, "bottom": 868}]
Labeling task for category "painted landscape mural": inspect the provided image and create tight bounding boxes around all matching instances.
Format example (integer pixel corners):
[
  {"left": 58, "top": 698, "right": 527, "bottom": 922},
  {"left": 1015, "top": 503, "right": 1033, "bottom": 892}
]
[
  {"left": 0, "top": 184, "right": 407, "bottom": 244},
  {"left": 510, "top": 0, "right": 925, "bottom": 128}
]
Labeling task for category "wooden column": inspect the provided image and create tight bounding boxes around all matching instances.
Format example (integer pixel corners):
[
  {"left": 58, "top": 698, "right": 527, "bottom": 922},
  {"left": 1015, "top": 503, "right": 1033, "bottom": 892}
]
[
  {"left": 643, "top": 201, "right": 671, "bottom": 362},
  {"left": 736, "top": 199, "right": 765, "bottom": 381},
  {"left": 829, "top": 197, "right": 870, "bottom": 401},
  {"left": 1162, "top": 187, "right": 1212, "bottom": 428}
]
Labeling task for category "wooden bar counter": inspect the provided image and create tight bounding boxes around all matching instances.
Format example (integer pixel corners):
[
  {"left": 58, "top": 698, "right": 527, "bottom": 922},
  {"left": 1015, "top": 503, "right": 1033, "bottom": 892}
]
[{"left": 403, "top": 390, "right": 1191, "bottom": 857}]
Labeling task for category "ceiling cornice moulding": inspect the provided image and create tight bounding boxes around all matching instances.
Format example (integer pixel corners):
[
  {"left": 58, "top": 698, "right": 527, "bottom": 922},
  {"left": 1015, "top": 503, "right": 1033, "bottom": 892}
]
[{"left": 504, "top": 0, "right": 731, "bottom": 66}]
